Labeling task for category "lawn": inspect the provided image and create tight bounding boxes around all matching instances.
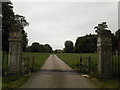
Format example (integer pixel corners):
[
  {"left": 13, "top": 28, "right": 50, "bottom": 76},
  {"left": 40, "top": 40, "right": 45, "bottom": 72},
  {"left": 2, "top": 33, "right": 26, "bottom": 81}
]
[
  {"left": 57, "top": 53, "right": 120, "bottom": 88},
  {"left": 57, "top": 53, "right": 98, "bottom": 73},
  {"left": 2, "top": 52, "right": 50, "bottom": 89},
  {"left": 22, "top": 52, "right": 50, "bottom": 71}
]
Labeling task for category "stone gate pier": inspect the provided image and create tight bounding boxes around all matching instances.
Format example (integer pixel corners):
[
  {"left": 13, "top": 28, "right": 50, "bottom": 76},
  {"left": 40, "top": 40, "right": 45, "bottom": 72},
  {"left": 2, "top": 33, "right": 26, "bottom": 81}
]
[
  {"left": 8, "top": 25, "right": 22, "bottom": 74},
  {"left": 97, "top": 30, "right": 112, "bottom": 78}
]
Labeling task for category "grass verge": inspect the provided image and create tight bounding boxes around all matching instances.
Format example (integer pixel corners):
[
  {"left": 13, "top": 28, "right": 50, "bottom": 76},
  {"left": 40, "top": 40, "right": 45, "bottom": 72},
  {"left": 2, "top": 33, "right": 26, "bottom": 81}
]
[
  {"left": 2, "top": 52, "right": 50, "bottom": 89},
  {"left": 57, "top": 53, "right": 120, "bottom": 88},
  {"left": 57, "top": 53, "right": 97, "bottom": 72}
]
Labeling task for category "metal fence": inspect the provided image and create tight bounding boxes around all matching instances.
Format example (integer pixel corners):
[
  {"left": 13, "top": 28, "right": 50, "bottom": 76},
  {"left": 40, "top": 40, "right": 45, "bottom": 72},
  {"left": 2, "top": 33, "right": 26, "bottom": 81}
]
[
  {"left": 111, "top": 50, "right": 120, "bottom": 79},
  {"left": 79, "top": 51, "right": 120, "bottom": 79},
  {"left": 79, "top": 56, "right": 97, "bottom": 75}
]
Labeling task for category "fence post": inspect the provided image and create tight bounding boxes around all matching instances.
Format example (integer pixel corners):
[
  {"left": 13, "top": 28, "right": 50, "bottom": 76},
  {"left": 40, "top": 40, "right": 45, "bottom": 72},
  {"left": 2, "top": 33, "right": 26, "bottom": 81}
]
[
  {"left": 80, "top": 56, "right": 83, "bottom": 72},
  {"left": 88, "top": 56, "right": 91, "bottom": 75},
  {"left": 80, "top": 56, "right": 83, "bottom": 66},
  {"left": 26, "top": 56, "right": 30, "bottom": 74},
  {"left": 2, "top": 51, "right": 5, "bottom": 76},
  {"left": 6, "top": 52, "right": 8, "bottom": 73},
  {"left": 31, "top": 56, "right": 35, "bottom": 72},
  {"left": 117, "top": 50, "right": 120, "bottom": 79},
  {"left": 23, "top": 57, "right": 26, "bottom": 73}
]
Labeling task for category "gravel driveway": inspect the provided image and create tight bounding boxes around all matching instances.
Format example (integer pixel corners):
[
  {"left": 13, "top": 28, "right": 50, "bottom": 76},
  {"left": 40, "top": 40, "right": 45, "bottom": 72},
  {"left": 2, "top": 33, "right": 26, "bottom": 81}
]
[{"left": 21, "top": 55, "right": 95, "bottom": 88}]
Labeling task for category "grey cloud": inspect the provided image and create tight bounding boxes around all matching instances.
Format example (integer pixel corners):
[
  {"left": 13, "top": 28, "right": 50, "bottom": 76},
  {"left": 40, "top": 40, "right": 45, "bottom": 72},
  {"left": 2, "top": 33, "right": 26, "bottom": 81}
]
[{"left": 11, "top": 2, "right": 118, "bottom": 50}]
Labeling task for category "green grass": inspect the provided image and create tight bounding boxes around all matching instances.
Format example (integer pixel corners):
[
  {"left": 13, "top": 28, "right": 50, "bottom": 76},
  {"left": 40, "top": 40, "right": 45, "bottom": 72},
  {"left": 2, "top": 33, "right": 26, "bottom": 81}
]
[
  {"left": 2, "top": 52, "right": 50, "bottom": 89},
  {"left": 57, "top": 53, "right": 98, "bottom": 73},
  {"left": 22, "top": 52, "right": 50, "bottom": 71},
  {"left": 2, "top": 75, "right": 29, "bottom": 88},
  {"left": 57, "top": 53, "right": 120, "bottom": 88}
]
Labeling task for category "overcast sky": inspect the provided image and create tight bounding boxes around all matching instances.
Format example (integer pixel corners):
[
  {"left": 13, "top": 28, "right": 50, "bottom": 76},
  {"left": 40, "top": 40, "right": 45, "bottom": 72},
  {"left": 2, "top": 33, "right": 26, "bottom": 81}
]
[{"left": 11, "top": 0, "right": 118, "bottom": 50}]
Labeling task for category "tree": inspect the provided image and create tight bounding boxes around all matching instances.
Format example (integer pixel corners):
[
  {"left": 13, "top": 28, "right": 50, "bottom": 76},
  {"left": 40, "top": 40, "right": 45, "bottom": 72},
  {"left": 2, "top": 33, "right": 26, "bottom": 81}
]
[
  {"left": 2, "top": 1, "right": 29, "bottom": 52},
  {"left": 22, "top": 30, "right": 28, "bottom": 51},
  {"left": 115, "top": 29, "right": 120, "bottom": 50},
  {"left": 30, "top": 42, "right": 41, "bottom": 52},
  {"left": 115, "top": 29, "right": 120, "bottom": 39},
  {"left": 25, "top": 46, "right": 31, "bottom": 52},
  {"left": 112, "top": 34, "right": 117, "bottom": 51},
  {"left": 64, "top": 40, "right": 73, "bottom": 53},
  {"left": 14, "top": 14, "right": 29, "bottom": 29},
  {"left": 2, "top": 2, "right": 14, "bottom": 52},
  {"left": 26, "top": 42, "right": 53, "bottom": 53},
  {"left": 74, "top": 34, "right": 97, "bottom": 53},
  {"left": 44, "top": 44, "right": 52, "bottom": 53}
]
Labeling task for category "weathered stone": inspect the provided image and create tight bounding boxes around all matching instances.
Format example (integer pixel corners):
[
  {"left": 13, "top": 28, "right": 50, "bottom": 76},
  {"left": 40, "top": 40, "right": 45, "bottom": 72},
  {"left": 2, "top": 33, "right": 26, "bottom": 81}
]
[
  {"left": 8, "top": 25, "right": 22, "bottom": 74},
  {"left": 97, "top": 30, "right": 112, "bottom": 78}
]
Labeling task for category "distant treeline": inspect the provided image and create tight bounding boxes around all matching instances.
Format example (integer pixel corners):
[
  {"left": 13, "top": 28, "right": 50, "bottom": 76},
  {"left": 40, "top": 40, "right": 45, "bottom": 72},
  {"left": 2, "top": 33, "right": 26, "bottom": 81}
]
[
  {"left": 25, "top": 42, "right": 52, "bottom": 53},
  {"left": 64, "top": 29, "right": 120, "bottom": 53}
]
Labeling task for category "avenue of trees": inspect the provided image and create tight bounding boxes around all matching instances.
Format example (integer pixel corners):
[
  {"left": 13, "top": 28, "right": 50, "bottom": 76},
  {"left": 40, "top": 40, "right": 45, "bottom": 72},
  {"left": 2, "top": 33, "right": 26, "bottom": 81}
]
[
  {"left": 25, "top": 42, "right": 53, "bottom": 53},
  {"left": 2, "top": 2, "right": 29, "bottom": 53}
]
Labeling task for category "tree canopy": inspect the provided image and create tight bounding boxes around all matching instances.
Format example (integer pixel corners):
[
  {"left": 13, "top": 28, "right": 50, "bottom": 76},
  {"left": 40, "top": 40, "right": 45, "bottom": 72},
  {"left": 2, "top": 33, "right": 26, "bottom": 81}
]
[
  {"left": 74, "top": 34, "right": 97, "bottom": 53},
  {"left": 115, "top": 29, "right": 120, "bottom": 50},
  {"left": 2, "top": 2, "right": 14, "bottom": 52},
  {"left": 2, "top": 1, "right": 29, "bottom": 52},
  {"left": 64, "top": 40, "right": 73, "bottom": 53},
  {"left": 26, "top": 42, "right": 53, "bottom": 53}
]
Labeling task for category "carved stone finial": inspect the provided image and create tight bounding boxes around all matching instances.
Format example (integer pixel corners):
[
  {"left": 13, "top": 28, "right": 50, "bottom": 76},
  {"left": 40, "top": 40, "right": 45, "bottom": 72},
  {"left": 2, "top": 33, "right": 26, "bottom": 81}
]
[{"left": 94, "top": 22, "right": 108, "bottom": 33}]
